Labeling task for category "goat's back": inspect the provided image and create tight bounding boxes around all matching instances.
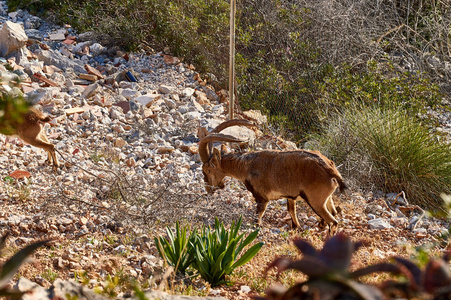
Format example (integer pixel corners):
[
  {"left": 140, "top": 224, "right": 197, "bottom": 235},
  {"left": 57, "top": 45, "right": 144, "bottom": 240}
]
[{"left": 242, "top": 150, "right": 345, "bottom": 197}]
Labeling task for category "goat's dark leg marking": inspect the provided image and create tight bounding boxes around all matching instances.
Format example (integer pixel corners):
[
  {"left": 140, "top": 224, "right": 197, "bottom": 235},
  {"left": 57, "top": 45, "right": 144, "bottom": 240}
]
[
  {"left": 245, "top": 180, "right": 269, "bottom": 226},
  {"left": 287, "top": 198, "right": 301, "bottom": 229}
]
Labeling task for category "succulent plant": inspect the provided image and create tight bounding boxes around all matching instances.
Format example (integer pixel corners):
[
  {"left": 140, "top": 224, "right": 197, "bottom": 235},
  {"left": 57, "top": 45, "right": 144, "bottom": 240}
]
[
  {"left": 381, "top": 252, "right": 451, "bottom": 299},
  {"left": 155, "top": 217, "right": 263, "bottom": 286},
  {"left": 262, "top": 233, "right": 403, "bottom": 300},
  {"left": 192, "top": 217, "right": 263, "bottom": 286},
  {"left": 154, "top": 221, "right": 196, "bottom": 275}
]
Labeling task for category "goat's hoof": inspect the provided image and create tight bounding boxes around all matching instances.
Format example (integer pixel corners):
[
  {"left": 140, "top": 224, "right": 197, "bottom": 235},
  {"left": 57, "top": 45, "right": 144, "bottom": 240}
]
[
  {"left": 317, "top": 221, "right": 327, "bottom": 230},
  {"left": 291, "top": 223, "right": 300, "bottom": 230}
]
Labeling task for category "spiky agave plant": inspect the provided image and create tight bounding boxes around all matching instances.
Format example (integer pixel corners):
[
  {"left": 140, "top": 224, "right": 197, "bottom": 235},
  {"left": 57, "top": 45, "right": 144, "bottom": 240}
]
[{"left": 261, "top": 233, "right": 404, "bottom": 300}]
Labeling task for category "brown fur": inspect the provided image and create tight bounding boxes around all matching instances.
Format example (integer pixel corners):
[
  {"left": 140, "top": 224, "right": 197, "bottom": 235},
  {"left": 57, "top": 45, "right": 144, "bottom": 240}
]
[
  {"left": 3, "top": 107, "right": 59, "bottom": 171},
  {"left": 200, "top": 133, "right": 346, "bottom": 235}
]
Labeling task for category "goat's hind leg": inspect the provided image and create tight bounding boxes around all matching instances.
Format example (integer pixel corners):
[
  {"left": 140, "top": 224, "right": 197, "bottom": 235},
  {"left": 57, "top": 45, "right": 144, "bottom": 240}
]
[
  {"left": 39, "top": 132, "right": 59, "bottom": 169},
  {"left": 309, "top": 194, "right": 338, "bottom": 235},
  {"left": 25, "top": 136, "right": 58, "bottom": 171},
  {"left": 319, "top": 195, "right": 340, "bottom": 229},
  {"left": 287, "top": 198, "right": 301, "bottom": 229}
]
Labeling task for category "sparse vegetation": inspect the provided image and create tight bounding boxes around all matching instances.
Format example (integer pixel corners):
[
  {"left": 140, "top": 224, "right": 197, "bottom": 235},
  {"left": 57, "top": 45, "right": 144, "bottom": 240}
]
[
  {"left": 41, "top": 268, "right": 58, "bottom": 282},
  {"left": 0, "top": 71, "right": 29, "bottom": 136},
  {"left": 2, "top": 176, "right": 32, "bottom": 202}
]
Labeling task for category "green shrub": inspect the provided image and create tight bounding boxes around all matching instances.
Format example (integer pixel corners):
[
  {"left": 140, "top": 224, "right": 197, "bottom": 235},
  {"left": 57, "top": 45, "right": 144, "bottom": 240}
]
[
  {"left": 0, "top": 72, "right": 29, "bottom": 135},
  {"left": 154, "top": 221, "right": 196, "bottom": 276},
  {"left": 318, "top": 61, "right": 441, "bottom": 117},
  {"left": 192, "top": 217, "right": 263, "bottom": 286},
  {"left": 308, "top": 106, "right": 451, "bottom": 210}
]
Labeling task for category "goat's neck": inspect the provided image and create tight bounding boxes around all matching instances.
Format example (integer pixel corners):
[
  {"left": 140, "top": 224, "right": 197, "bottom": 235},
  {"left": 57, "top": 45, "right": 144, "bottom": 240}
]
[{"left": 220, "top": 152, "right": 249, "bottom": 181}]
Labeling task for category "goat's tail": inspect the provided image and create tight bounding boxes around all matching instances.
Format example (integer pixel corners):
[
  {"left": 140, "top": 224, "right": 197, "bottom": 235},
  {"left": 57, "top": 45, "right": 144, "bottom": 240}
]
[
  {"left": 335, "top": 177, "right": 348, "bottom": 193},
  {"left": 324, "top": 165, "right": 347, "bottom": 193},
  {"left": 310, "top": 150, "right": 348, "bottom": 193}
]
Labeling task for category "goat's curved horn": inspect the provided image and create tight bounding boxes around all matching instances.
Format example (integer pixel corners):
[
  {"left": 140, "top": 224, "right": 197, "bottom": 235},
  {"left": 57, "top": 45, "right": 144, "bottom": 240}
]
[
  {"left": 207, "top": 119, "right": 255, "bottom": 156},
  {"left": 199, "top": 133, "right": 244, "bottom": 162},
  {"left": 211, "top": 119, "right": 255, "bottom": 133}
]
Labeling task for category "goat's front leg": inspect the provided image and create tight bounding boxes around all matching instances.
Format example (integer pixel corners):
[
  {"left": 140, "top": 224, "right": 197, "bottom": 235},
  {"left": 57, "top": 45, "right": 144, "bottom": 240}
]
[{"left": 255, "top": 197, "right": 269, "bottom": 227}]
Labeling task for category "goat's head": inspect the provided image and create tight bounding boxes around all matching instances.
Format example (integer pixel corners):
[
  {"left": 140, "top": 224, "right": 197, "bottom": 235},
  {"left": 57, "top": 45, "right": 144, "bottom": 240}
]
[{"left": 199, "top": 133, "right": 243, "bottom": 193}]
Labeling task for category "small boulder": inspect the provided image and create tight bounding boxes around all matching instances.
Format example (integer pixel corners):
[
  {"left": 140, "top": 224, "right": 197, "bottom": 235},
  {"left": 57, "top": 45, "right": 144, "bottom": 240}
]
[{"left": 0, "top": 21, "right": 28, "bottom": 64}]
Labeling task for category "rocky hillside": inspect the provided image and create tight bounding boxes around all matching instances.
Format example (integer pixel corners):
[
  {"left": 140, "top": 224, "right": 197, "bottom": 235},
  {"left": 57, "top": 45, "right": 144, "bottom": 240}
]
[{"left": 0, "top": 3, "right": 449, "bottom": 300}]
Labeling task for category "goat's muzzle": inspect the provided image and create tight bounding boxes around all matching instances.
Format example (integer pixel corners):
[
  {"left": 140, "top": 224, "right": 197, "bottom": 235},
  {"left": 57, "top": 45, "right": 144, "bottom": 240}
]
[{"left": 205, "top": 181, "right": 225, "bottom": 194}]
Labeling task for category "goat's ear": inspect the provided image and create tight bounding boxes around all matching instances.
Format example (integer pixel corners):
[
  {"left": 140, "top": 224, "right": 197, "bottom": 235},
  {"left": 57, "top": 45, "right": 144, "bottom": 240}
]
[
  {"left": 211, "top": 147, "right": 222, "bottom": 167},
  {"left": 220, "top": 144, "right": 229, "bottom": 153}
]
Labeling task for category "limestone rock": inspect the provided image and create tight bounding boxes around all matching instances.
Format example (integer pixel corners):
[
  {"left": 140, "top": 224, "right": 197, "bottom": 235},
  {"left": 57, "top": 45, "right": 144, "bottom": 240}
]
[
  {"left": 35, "top": 48, "right": 86, "bottom": 74},
  {"left": 0, "top": 21, "right": 28, "bottom": 64}
]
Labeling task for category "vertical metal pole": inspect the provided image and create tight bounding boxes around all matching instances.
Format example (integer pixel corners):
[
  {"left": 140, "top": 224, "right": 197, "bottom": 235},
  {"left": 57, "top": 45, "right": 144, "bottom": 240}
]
[{"left": 228, "top": 0, "right": 236, "bottom": 120}]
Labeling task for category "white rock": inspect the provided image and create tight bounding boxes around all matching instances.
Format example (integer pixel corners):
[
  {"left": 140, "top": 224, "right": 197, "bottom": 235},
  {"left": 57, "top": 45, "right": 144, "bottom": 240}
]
[
  {"left": 82, "top": 82, "right": 99, "bottom": 98},
  {"left": 120, "top": 88, "right": 138, "bottom": 100},
  {"left": 368, "top": 218, "right": 392, "bottom": 230},
  {"left": 0, "top": 21, "right": 28, "bottom": 64},
  {"left": 135, "top": 94, "right": 160, "bottom": 107},
  {"left": 159, "top": 84, "right": 175, "bottom": 94},
  {"left": 89, "top": 43, "right": 106, "bottom": 55},
  {"left": 183, "top": 87, "right": 195, "bottom": 97}
]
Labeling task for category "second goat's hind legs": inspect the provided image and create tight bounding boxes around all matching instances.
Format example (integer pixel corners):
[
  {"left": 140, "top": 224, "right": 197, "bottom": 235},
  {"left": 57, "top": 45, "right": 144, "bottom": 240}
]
[
  {"left": 22, "top": 129, "right": 59, "bottom": 171},
  {"left": 39, "top": 130, "right": 59, "bottom": 169}
]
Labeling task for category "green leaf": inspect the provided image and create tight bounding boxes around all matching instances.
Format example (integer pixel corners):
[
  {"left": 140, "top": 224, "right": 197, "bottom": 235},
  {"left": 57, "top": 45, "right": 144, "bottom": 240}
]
[
  {"left": 236, "top": 229, "right": 259, "bottom": 255},
  {"left": 211, "top": 251, "right": 227, "bottom": 280},
  {"left": 230, "top": 242, "right": 263, "bottom": 272},
  {"left": 222, "top": 239, "right": 237, "bottom": 271}
]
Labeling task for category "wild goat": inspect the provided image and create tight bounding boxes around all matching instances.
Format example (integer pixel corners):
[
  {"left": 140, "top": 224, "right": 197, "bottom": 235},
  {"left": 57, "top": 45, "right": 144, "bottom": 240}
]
[
  {"left": 2, "top": 107, "right": 59, "bottom": 171},
  {"left": 199, "top": 120, "right": 346, "bottom": 234}
]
